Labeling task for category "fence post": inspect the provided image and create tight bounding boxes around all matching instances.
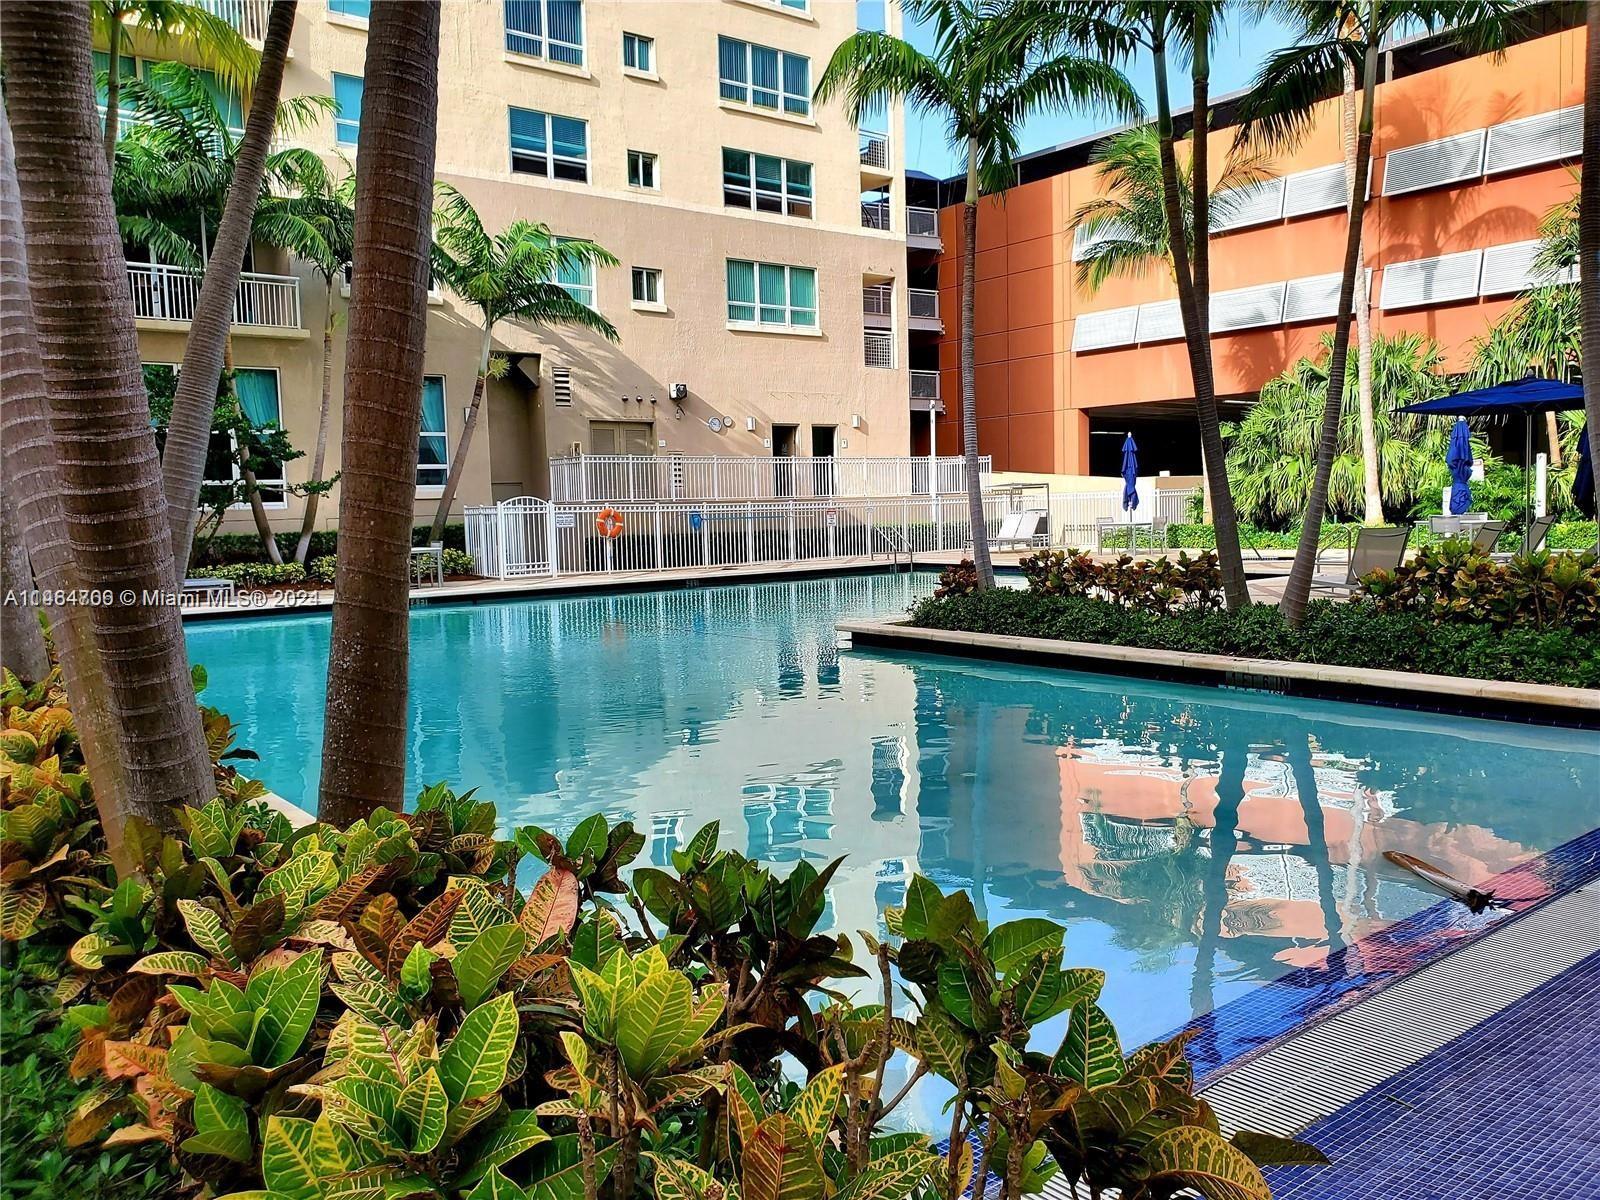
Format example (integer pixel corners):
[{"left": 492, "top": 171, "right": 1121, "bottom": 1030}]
[
  {"left": 935, "top": 495, "right": 944, "bottom": 551},
  {"left": 496, "top": 504, "right": 508, "bottom": 579},
  {"left": 653, "top": 502, "right": 664, "bottom": 569},
  {"left": 787, "top": 501, "right": 796, "bottom": 561},
  {"left": 701, "top": 508, "right": 711, "bottom": 566},
  {"left": 745, "top": 502, "right": 755, "bottom": 564},
  {"left": 545, "top": 501, "right": 559, "bottom": 576},
  {"left": 902, "top": 500, "right": 909, "bottom": 555}
]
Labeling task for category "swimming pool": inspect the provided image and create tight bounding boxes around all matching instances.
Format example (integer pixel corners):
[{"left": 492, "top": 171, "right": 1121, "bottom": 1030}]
[{"left": 187, "top": 571, "right": 1600, "bottom": 1124}]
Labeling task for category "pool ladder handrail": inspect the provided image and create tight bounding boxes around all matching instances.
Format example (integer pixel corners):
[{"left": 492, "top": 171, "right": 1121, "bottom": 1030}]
[{"left": 873, "top": 525, "right": 915, "bottom": 573}]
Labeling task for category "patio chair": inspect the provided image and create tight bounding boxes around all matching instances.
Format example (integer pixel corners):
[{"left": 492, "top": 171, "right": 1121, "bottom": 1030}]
[
  {"left": 1495, "top": 513, "right": 1555, "bottom": 559},
  {"left": 408, "top": 541, "right": 445, "bottom": 587},
  {"left": 1468, "top": 520, "right": 1507, "bottom": 554},
  {"left": 181, "top": 577, "right": 236, "bottom": 605},
  {"left": 993, "top": 511, "right": 1025, "bottom": 548},
  {"left": 1310, "top": 525, "right": 1409, "bottom": 594},
  {"left": 995, "top": 509, "right": 1048, "bottom": 550}
]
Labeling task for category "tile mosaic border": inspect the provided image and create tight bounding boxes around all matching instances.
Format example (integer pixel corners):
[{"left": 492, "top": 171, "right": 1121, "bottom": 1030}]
[{"left": 1180, "top": 823, "right": 1600, "bottom": 1087}]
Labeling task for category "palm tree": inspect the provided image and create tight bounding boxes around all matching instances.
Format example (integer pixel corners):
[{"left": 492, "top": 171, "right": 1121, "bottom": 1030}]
[
  {"left": 1225, "top": 331, "right": 1460, "bottom": 527},
  {"left": 156, "top": 0, "right": 300, "bottom": 572},
  {"left": 1, "top": 2, "right": 214, "bottom": 865},
  {"left": 426, "top": 183, "right": 619, "bottom": 543},
  {"left": 1236, "top": 1, "right": 1524, "bottom": 626},
  {"left": 1071, "top": 125, "right": 1275, "bottom": 292},
  {"left": 1341, "top": 53, "right": 1382, "bottom": 525},
  {"left": 1, "top": 489, "right": 50, "bottom": 680},
  {"left": 1583, "top": 2, "right": 1600, "bottom": 523},
  {"left": 250, "top": 154, "right": 356, "bottom": 563},
  {"left": 318, "top": 0, "right": 441, "bottom": 827},
  {"left": 818, "top": 0, "right": 1139, "bottom": 590},
  {"left": 91, "top": 0, "right": 258, "bottom": 172}
]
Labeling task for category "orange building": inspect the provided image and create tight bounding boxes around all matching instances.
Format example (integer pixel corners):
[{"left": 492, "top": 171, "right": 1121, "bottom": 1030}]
[{"left": 916, "top": 13, "right": 1587, "bottom": 477}]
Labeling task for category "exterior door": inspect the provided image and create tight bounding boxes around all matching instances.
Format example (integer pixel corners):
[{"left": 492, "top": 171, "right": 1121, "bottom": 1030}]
[
  {"left": 772, "top": 424, "right": 798, "bottom": 495},
  {"left": 810, "top": 425, "right": 836, "bottom": 496}
]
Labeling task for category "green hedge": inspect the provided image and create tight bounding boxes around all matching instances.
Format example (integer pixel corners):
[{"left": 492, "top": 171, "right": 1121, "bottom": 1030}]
[
  {"left": 192, "top": 522, "right": 468, "bottom": 567},
  {"left": 188, "top": 561, "right": 307, "bottom": 587},
  {"left": 908, "top": 589, "right": 1600, "bottom": 688},
  {"left": 1098, "top": 520, "right": 1599, "bottom": 553}
]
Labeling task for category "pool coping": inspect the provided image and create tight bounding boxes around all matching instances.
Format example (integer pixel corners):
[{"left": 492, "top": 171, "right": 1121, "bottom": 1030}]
[{"left": 836, "top": 617, "right": 1600, "bottom": 728}]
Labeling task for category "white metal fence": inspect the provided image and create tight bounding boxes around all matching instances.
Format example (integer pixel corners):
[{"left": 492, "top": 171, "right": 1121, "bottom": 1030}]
[
  {"left": 549, "top": 454, "right": 991, "bottom": 502},
  {"left": 864, "top": 329, "right": 895, "bottom": 369},
  {"left": 127, "top": 263, "right": 301, "bottom": 329},
  {"left": 466, "top": 486, "right": 1202, "bottom": 580},
  {"left": 197, "top": 0, "right": 272, "bottom": 40}
]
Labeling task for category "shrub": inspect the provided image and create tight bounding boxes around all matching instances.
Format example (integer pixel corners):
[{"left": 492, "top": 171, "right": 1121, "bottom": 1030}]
[
  {"left": 1359, "top": 541, "right": 1600, "bottom": 632},
  {"left": 0, "top": 667, "right": 1319, "bottom": 1200},
  {"left": 191, "top": 523, "right": 469, "bottom": 568},
  {"left": 1019, "top": 549, "right": 1224, "bottom": 613},
  {"left": 188, "top": 561, "right": 307, "bottom": 587},
  {"left": 308, "top": 555, "right": 338, "bottom": 585},
  {"left": 409, "top": 547, "right": 477, "bottom": 577},
  {"left": 933, "top": 558, "right": 979, "bottom": 598},
  {"left": 908, "top": 590, "right": 1600, "bottom": 687}
]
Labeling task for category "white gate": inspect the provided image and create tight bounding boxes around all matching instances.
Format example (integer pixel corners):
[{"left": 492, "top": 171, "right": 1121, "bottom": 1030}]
[{"left": 465, "top": 497, "right": 556, "bottom": 579}]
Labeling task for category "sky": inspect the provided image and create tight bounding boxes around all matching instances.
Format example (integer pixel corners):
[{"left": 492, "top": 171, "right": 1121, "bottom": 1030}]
[{"left": 873, "top": 6, "right": 1305, "bottom": 180}]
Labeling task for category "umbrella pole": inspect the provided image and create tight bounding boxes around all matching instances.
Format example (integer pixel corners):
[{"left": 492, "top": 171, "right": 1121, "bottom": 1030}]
[{"left": 1524, "top": 413, "right": 1534, "bottom": 549}]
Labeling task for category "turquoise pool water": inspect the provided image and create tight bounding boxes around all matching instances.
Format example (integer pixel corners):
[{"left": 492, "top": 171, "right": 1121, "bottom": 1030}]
[{"left": 186, "top": 572, "right": 1599, "bottom": 1126}]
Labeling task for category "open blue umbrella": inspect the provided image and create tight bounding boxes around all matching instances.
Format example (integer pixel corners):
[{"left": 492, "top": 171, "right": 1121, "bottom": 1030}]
[
  {"left": 1121, "top": 433, "right": 1139, "bottom": 513},
  {"left": 1446, "top": 417, "right": 1473, "bottom": 515},
  {"left": 1575, "top": 427, "right": 1595, "bottom": 519}
]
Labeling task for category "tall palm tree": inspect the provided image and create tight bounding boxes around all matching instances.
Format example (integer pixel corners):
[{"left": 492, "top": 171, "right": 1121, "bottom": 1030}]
[
  {"left": 1, "top": 2, "right": 214, "bottom": 864},
  {"left": 1342, "top": 54, "right": 1382, "bottom": 524},
  {"left": 1071, "top": 125, "right": 1275, "bottom": 292},
  {"left": 1580, "top": 1, "right": 1600, "bottom": 524},
  {"left": 426, "top": 183, "right": 619, "bottom": 542},
  {"left": 1, "top": 489, "right": 50, "bottom": 680},
  {"left": 250, "top": 154, "right": 356, "bottom": 563},
  {"left": 319, "top": 0, "right": 441, "bottom": 827},
  {"left": 1236, "top": 1, "right": 1523, "bottom": 626},
  {"left": 157, "top": 0, "right": 298, "bottom": 572},
  {"left": 91, "top": 0, "right": 258, "bottom": 172},
  {"left": 818, "top": 0, "right": 1139, "bottom": 590}
]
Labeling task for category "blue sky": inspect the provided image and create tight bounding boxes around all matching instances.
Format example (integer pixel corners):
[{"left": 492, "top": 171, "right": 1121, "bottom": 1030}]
[{"left": 876, "top": 7, "right": 1304, "bottom": 179}]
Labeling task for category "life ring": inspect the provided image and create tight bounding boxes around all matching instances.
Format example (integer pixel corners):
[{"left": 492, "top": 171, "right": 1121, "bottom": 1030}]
[{"left": 595, "top": 507, "right": 625, "bottom": 539}]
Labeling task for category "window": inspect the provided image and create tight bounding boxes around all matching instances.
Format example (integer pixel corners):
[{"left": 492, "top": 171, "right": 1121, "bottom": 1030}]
[
  {"left": 332, "top": 72, "right": 363, "bottom": 146},
  {"left": 418, "top": 375, "right": 448, "bottom": 487},
  {"left": 722, "top": 148, "right": 812, "bottom": 217},
  {"left": 552, "top": 239, "right": 597, "bottom": 307},
  {"left": 627, "top": 150, "right": 657, "bottom": 189},
  {"left": 589, "top": 421, "right": 653, "bottom": 455},
  {"left": 92, "top": 50, "right": 138, "bottom": 121},
  {"left": 504, "top": 0, "right": 584, "bottom": 66},
  {"left": 631, "top": 267, "right": 663, "bottom": 307},
  {"left": 726, "top": 260, "right": 816, "bottom": 329},
  {"left": 94, "top": 56, "right": 243, "bottom": 135},
  {"left": 509, "top": 107, "right": 589, "bottom": 182},
  {"left": 213, "top": 368, "right": 287, "bottom": 505},
  {"left": 718, "top": 36, "right": 809, "bottom": 117},
  {"left": 622, "top": 32, "right": 653, "bottom": 72},
  {"left": 328, "top": 0, "right": 370, "bottom": 18}
]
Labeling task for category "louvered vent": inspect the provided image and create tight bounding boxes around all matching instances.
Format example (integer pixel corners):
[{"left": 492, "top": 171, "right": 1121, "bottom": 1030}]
[
  {"left": 1381, "top": 129, "right": 1485, "bottom": 195},
  {"left": 552, "top": 366, "right": 574, "bottom": 405},
  {"left": 1135, "top": 300, "right": 1184, "bottom": 343},
  {"left": 1484, "top": 106, "right": 1581, "bottom": 176},
  {"left": 1379, "top": 249, "right": 1483, "bottom": 310},
  {"left": 1210, "top": 178, "right": 1285, "bottom": 232},
  {"left": 1479, "top": 240, "right": 1577, "bottom": 295},
  {"left": 1281, "top": 164, "right": 1350, "bottom": 218},
  {"left": 1209, "top": 282, "right": 1285, "bottom": 332},
  {"left": 1282, "top": 272, "right": 1345, "bottom": 323},
  {"left": 1071, "top": 305, "right": 1139, "bottom": 352},
  {"left": 1071, "top": 219, "right": 1133, "bottom": 263}
]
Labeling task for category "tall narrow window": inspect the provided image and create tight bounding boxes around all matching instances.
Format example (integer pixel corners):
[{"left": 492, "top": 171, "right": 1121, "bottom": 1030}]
[
  {"left": 207, "top": 368, "right": 286, "bottom": 505},
  {"left": 622, "top": 31, "right": 653, "bottom": 72},
  {"left": 332, "top": 72, "right": 363, "bottom": 145},
  {"left": 504, "top": 0, "right": 584, "bottom": 65},
  {"left": 418, "top": 375, "right": 448, "bottom": 487},
  {"left": 717, "top": 37, "right": 809, "bottom": 117},
  {"left": 726, "top": 260, "right": 816, "bottom": 329},
  {"left": 509, "top": 107, "right": 589, "bottom": 182},
  {"left": 627, "top": 150, "right": 657, "bottom": 189},
  {"left": 552, "top": 239, "right": 597, "bottom": 308}
]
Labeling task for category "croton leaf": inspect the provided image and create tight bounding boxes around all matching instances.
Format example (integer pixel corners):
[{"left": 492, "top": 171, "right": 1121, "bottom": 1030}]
[
  {"left": 467, "top": 1169, "right": 528, "bottom": 1200},
  {"left": 523, "top": 1136, "right": 619, "bottom": 1200},
  {"left": 785, "top": 1064, "right": 844, "bottom": 1147},
  {"left": 439, "top": 992, "right": 519, "bottom": 1105},
  {"left": 1051, "top": 1002, "right": 1124, "bottom": 1090},
  {"left": 453, "top": 923, "right": 526, "bottom": 1009},
  {"left": 520, "top": 868, "right": 580, "bottom": 944},
  {"left": 458, "top": 1109, "right": 551, "bottom": 1187},
  {"left": 742, "top": 1114, "right": 824, "bottom": 1200},
  {"left": 130, "top": 950, "right": 212, "bottom": 978},
  {"left": 1138, "top": 1126, "right": 1273, "bottom": 1200},
  {"left": 985, "top": 919, "right": 1064, "bottom": 975},
  {"left": 832, "top": 1147, "right": 940, "bottom": 1200},
  {"left": 398, "top": 1067, "right": 449, "bottom": 1155},
  {"left": 261, "top": 1115, "right": 320, "bottom": 1200},
  {"left": 247, "top": 950, "right": 325, "bottom": 1068}
]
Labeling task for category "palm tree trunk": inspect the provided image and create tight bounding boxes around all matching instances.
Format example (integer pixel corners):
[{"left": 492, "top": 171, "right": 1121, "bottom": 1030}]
[
  {"left": 1281, "top": 42, "right": 1379, "bottom": 626},
  {"left": 1585, "top": 3, "right": 1600, "bottom": 531},
  {"left": 961, "top": 136, "right": 995, "bottom": 589},
  {"left": 294, "top": 279, "right": 338, "bottom": 564},
  {"left": 1344, "top": 59, "right": 1382, "bottom": 524},
  {"left": 2, "top": 2, "right": 214, "bottom": 852},
  {"left": 1545, "top": 411, "right": 1563, "bottom": 467},
  {"left": 1154, "top": 24, "right": 1248, "bottom": 610},
  {"left": 1, "top": 488, "right": 50, "bottom": 680},
  {"left": 429, "top": 325, "right": 492, "bottom": 543},
  {"left": 103, "top": 21, "right": 123, "bottom": 172},
  {"left": 161, "top": 0, "right": 296, "bottom": 572},
  {"left": 318, "top": 0, "right": 441, "bottom": 826}
]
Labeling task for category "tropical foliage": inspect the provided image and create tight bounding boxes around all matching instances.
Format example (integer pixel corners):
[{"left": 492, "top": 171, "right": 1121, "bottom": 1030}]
[
  {"left": 1359, "top": 539, "right": 1600, "bottom": 631},
  {"left": 0, "top": 672, "right": 1322, "bottom": 1200}
]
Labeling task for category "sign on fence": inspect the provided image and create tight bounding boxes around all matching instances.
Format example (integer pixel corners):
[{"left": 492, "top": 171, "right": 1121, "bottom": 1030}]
[{"left": 555, "top": 513, "right": 576, "bottom": 529}]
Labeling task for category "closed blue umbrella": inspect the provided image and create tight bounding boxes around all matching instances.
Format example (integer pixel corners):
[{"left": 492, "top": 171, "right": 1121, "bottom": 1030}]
[
  {"left": 1446, "top": 417, "right": 1473, "bottom": 516},
  {"left": 1575, "top": 427, "right": 1595, "bottom": 519},
  {"left": 1121, "top": 433, "right": 1139, "bottom": 513}
]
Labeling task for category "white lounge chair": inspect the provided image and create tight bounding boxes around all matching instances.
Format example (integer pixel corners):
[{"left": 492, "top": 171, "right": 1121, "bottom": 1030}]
[
  {"left": 1311, "top": 525, "right": 1409, "bottom": 594},
  {"left": 995, "top": 509, "right": 1047, "bottom": 549}
]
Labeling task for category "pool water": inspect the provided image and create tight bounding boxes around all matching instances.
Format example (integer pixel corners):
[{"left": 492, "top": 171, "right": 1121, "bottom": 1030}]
[{"left": 187, "top": 572, "right": 1600, "bottom": 1127}]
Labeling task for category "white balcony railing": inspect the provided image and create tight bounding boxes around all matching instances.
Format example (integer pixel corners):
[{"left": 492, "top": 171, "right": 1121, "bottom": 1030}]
[
  {"left": 907, "top": 206, "right": 940, "bottom": 240},
  {"left": 910, "top": 370, "right": 941, "bottom": 409},
  {"left": 862, "top": 283, "right": 893, "bottom": 317},
  {"left": 127, "top": 263, "right": 302, "bottom": 329},
  {"left": 859, "top": 130, "right": 890, "bottom": 170},
  {"left": 861, "top": 199, "right": 891, "bottom": 230},
  {"left": 908, "top": 288, "right": 939, "bottom": 320},
  {"left": 195, "top": 0, "right": 272, "bottom": 40},
  {"left": 548, "top": 453, "right": 992, "bottom": 502},
  {"left": 864, "top": 328, "right": 895, "bottom": 369}
]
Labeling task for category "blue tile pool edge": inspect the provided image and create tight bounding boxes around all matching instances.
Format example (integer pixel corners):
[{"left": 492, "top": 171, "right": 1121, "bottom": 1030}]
[{"left": 1177, "top": 823, "right": 1600, "bottom": 1089}]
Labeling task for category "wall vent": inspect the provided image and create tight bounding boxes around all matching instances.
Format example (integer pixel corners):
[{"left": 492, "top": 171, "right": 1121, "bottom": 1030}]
[
  {"left": 1484, "top": 105, "right": 1581, "bottom": 176},
  {"left": 1379, "top": 249, "right": 1483, "bottom": 310},
  {"left": 551, "top": 366, "right": 573, "bottom": 406},
  {"left": 1381, "top": 128, "right": 1485, "bottom": 196},
  {"left": 1070, "top": 305, "right": 1139, "bottom": 352}
]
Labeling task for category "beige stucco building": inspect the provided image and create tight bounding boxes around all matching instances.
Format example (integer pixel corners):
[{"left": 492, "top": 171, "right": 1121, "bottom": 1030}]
[{"left": 118, "top": 0, "right": 923, "bottom": 536}]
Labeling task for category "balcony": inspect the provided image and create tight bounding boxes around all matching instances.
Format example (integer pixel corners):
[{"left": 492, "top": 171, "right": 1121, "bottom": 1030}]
[
  {"left": 861, "top": 198, "right": 891, "bottom": 231},
  {"left": 908, "top": 288, "right": 941, "bottom": 333},
  {"left": 864, "top": 327, "right": 895, "bottom": 369},
  {"left": 859, "top": 129, "right": 892, "bottom": 183},
  {"left": 907, "top": 206, "right": 941, "bottom": 251},
  {"left": 862, "top": 282, "right": 892, "bottom": 329},
  {"left": 128, "top": 263, "right": 302, "bottom": 332},
  {"left": 195, "top": 0, "right": 272, "bottom": 41},
  {"left": 910, "top": 370, "right": 942, "bottom": 411}
]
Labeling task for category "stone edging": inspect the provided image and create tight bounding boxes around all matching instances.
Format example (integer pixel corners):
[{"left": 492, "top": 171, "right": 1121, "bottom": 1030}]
[{"left": 836, "top": 618, "right": 1600, "bottom": 726}]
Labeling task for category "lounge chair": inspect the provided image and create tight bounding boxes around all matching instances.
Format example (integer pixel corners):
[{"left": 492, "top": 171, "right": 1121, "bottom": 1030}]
[
  {"left": 182, "top": 577, "right": 236, "bottom": 604},
  {"left": 1494, "top": 514, "right": 1555, "bottom": 559},
  {"left": 995, "top": 509, "right": 1047, "bottom": 550},
  {"left": 1310, "top": 525, "right": 1409, "bottom": 594},
  {"left": 1428, "top": 513, "right": 1488, "bottom": 537},
  {"left": 1468, "top": 520, "right": 1507, "bottom": 554}
]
